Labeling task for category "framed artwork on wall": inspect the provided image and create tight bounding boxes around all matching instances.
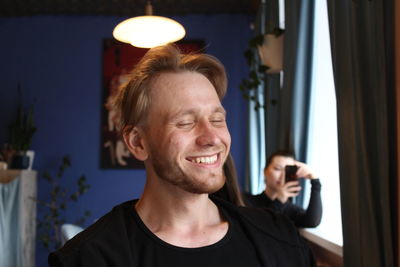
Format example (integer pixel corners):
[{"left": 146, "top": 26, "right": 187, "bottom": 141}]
[{"left": 101, "top": 39, "right": 205, "bottom": 169}]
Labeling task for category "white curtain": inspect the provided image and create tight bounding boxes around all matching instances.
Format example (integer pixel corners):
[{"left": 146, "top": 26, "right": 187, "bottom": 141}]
[
  {"left": 0, "top": 178, "right": 21, "bottom": 267},
  {"left": 0, "top": 171, "right": 37, "bottom": 267}
]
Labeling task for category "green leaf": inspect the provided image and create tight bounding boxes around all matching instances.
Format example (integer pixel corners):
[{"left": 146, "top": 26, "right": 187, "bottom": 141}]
[
  {"left": 70, "top": 193, "right": 78, "bottom": 201},
  {"left": 243, "top": 49, "right": 253, "bottom": 66},
  {"left": 54, "top": 186, "right": 60, "bottom": 194},
  {"left": 43, "top": 172, "right": 52, "bottom": 181},
  {"left": 258, "top": 65, "right": 270, "bottom": 73},
  {"left": 63, "top": 155, "right": 71, "bottom": 167},
  {"left": 249, "top": 34, "right": 264, "bottom": 47},
  {"left": 271, "top": 27, "right": 285, "bottom": 37},
  {"left": 249, "top": 70, "right": 258, "bottom": 81}
]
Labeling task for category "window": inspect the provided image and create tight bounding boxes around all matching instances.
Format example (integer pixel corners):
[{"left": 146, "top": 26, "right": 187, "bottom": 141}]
[{"left": 304, "top": 0, "right": 343, "bottom": 247}]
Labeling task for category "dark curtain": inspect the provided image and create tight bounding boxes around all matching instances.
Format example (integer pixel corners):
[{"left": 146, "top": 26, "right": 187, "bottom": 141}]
[{"left": 327, "top": 1, "right": 395, "bottom": 266}]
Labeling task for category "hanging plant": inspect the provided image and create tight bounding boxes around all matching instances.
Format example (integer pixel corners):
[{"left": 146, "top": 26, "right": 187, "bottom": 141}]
[{"left": 240, "top": 28, "right": 284, "bottom": 110}]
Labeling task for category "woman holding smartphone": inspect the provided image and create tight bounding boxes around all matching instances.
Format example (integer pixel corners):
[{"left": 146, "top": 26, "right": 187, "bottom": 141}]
[{"left": 243, "top": 150, "right": 322, "bottom": 228}]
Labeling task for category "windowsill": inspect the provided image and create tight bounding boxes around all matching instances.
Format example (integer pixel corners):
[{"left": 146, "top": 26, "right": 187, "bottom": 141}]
[{"left": 300, "top": 229, "right": 343, "bottom": 257}]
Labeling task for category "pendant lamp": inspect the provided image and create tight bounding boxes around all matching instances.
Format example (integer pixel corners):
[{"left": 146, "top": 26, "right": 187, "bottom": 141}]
[{"left": 113, "top": 2, "right": 186, "bottom": 48}]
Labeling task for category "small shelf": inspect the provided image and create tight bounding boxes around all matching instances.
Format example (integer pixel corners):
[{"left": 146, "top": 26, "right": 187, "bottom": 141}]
[
  {"left": 0, "top": 169, "right": 37, "bottom": 184},
  {"left": 0, "top": 169, "right": 22, "bottom": 183}
]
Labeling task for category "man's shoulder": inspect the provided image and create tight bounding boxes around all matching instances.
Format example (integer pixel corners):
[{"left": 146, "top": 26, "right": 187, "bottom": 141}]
[{"left": 48, "top": 200, "right": 137, "bottom": 266}]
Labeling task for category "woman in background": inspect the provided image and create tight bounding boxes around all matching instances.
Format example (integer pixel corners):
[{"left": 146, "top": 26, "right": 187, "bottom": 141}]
[{"left": 243, "top": 150, "right": 322, "bottom": 228}]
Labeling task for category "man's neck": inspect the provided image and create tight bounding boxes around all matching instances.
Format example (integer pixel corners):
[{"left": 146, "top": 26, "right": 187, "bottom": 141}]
[{"left": 135, "top": 179, "right": 228, "bottom": 248}]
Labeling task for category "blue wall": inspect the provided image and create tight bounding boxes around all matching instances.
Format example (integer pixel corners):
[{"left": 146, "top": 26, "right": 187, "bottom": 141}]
[{"left": 0, "top": 14, "right": 253, "bottom": 265}]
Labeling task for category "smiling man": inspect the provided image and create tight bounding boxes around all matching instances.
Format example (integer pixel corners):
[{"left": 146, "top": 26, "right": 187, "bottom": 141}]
[{"left": 48, "top": 44, "right": 316, "bottom": 267}]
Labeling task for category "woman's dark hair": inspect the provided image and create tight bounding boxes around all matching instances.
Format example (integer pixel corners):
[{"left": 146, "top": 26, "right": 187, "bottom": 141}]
[
  {"left": 266, "top": 150, "right": 295, "bottom": 167},
  {"left": 211, "top": 154, "right": 245, "bottom": 207}
]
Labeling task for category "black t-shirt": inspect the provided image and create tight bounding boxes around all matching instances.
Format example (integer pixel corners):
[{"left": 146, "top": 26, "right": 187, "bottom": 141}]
[
  {"left": 49, "top": 198, "right": 316, "bottom": 267},
  {"left": 131, "top": 204, "right": 262, "bottom": 267}
]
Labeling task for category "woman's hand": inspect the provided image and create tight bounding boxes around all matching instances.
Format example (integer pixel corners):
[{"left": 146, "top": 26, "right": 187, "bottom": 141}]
[
  {"left": 294, "top": 160, "right": 317, "bottom": 180},
  {"left": 276, "top": 180, "right": 302, "bottom": 204}
]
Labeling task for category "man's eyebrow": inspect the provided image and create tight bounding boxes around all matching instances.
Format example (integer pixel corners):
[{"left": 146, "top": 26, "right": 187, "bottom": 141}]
[
  {"left": 169, "top": 109, "right": 198, "bottom": 120},
  {"left": 168, "top": 106, "right": 226, "bottom": 121},
  {"left": 213, "top": 106, "right": 227, "bottom": 115}
]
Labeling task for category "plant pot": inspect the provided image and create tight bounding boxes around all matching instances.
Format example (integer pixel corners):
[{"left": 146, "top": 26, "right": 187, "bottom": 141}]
[
  {"left": 10, "top": 151, "right": 33, "bottom": 170},
  {"left": 257, "top": 33, "right": 284, "bottom": 74}
]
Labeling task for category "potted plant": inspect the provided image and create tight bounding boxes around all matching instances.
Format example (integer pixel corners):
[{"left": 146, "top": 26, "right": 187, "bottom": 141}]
[
  {"left": 34, "top": 155, "right": 91, "bottom": 250},
  {"left": 239, "top": 27, "right": 284, "bottom": 111},
  {"left": 8, "top": 86, "right": 37, "bottom": 169}
]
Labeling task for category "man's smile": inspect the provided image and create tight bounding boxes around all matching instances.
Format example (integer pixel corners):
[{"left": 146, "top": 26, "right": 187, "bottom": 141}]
[{"left": 186, "top": 154, "right": 219, "bottom": 165}]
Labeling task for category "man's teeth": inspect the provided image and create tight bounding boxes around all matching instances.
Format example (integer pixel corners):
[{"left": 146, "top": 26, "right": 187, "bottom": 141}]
[{"left": 191, "top": 155, "right": 218, "bottom": 164}]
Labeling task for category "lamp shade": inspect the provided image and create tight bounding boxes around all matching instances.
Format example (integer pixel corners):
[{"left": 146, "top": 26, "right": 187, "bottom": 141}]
[{"left": 113, "top": 15, "right": 186, "bottom": 48}]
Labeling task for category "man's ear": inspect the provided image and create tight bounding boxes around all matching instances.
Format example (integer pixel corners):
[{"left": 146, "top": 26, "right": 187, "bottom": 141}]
[{"left": 123, "top": 126, "right": 148, "bottom": 161}]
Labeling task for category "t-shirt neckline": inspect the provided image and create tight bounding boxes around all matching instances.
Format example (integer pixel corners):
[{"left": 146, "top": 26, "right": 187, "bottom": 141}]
[{"left": 130, "top": 200, "right": 233, "bottom": 252}]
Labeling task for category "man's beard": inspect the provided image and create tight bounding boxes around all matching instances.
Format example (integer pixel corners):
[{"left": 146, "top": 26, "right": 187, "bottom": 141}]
[{"left": 150, "top": 150, "right": 225, "bottom": 194}]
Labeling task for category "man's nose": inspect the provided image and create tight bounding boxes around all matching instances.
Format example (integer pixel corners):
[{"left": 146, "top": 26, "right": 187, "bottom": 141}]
[{"left": 195, "top": 120, "right": 220, "bottom": 146}]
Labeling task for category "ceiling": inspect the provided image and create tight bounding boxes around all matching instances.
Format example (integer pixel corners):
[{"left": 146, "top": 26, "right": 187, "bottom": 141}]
[{"left": 0, "top": 0, "right": 259, "bottom": 17}]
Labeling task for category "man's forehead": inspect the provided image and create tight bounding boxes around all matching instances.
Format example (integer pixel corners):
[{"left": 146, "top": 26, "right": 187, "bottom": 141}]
[{"left": 148, "top": 72, "right": 221, "bottom": 107}]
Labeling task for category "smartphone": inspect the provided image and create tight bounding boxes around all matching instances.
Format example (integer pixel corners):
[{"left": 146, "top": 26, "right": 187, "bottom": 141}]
[{"left": 285, "top": 165, "right": 299, "bottom": 183}]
